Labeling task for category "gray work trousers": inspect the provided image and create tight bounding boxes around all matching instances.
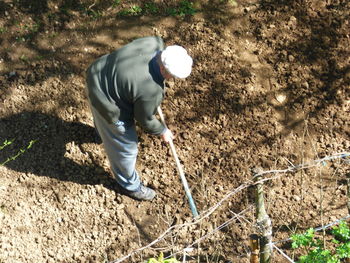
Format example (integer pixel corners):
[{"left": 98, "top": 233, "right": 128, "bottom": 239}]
[{"left": 88, "top": 105, "right": 141, "bottom": 191}]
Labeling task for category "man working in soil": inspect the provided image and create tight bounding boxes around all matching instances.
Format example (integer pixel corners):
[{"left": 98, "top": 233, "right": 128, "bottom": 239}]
[{"left": 85, "top": 36, "right": 193, "bottom": 201}]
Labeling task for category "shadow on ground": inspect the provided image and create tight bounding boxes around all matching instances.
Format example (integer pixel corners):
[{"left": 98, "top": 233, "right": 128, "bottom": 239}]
[{"left": 0, "top": 111, "right": 122, "bottom": 192}]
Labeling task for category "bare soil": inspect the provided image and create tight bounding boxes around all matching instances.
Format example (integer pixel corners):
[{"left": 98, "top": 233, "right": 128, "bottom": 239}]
[{"left": 0, "top": 0, "right": 349, "bottom": 262}]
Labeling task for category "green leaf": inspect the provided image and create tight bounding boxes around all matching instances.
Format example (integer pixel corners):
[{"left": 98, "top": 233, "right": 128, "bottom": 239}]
[
  {"left": 336, "top": 241, "right": 350, "bottom": 259},
  {"left": 332, "top": 221, "right": 350, "bottom": 242},
  {"left": 146, "top": 253, "right": 179, "bottom": 263},
  {"left": 291, "top": 228, "right": 315, "bottom": 248}
]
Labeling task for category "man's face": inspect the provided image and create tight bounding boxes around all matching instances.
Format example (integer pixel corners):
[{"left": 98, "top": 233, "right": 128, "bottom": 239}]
[
  {"left": 159, "top": 64, "right": 173, "bottom": 80},
  {"left": 163, "top": 70, "right": 174, "bottom": 80}
]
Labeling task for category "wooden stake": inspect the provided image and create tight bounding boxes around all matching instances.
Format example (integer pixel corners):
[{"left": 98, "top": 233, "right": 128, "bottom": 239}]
[
  {"left": 253, "top": 167, "right": 273, "bottom": 263},
  {"left": 249, "top": 234, "right": 259, "bottom": 263}
]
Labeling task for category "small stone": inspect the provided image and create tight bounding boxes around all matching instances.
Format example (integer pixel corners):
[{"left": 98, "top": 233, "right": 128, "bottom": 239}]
[
  {"left": 301, "top": 81, "right": 309, "bottom": 89},
  {"left": 292, "top": 195, "right": 301, "bottom": 202},
  {"left": 95, "top": 184, "right": 104, "bottom": 195},
  {"left": 289, "top": 16, "right": 297, "bottom": 22},
  {"left": 275, "top": 93, "right": 287, "bottom": 103},
  {"left": 152, "top": 180, "right": 160, "bottom": 188},
  {"left": 117, "top": 204, "right": 125, "bottom": 210},
  {"left": 182, "top": 132, "right": 189, "bottom": 140},
  {"left": 116, "top": 195, "right": 123, "bottom": 204},
  {"left": 8, "top": 71, "right": 17, "bottom": 78}
]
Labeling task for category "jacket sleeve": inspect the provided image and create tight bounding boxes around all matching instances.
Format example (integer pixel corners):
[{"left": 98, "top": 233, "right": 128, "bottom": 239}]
[{"left": 133, "top": 97, "right": 165, "bottom": 135}]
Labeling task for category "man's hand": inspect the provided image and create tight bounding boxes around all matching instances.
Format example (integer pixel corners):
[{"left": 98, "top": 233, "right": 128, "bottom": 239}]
[{"left": 161, "top": 128, "right": 175, "bottom": 143}]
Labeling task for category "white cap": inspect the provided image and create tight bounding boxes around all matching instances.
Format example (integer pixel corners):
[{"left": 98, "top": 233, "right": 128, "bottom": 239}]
[{"left": 161, "top": 45, "right": 193, "bottom": 79}]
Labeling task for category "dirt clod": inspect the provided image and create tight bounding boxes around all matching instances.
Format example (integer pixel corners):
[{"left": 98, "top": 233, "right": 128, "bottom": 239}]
[{"left": 0, "top": 1, "right": 349, "bottom": 262}]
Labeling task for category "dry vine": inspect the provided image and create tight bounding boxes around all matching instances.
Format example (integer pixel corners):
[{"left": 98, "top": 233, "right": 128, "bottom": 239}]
[{"left": 109, "top": 152, "right": 350, "bottom": 263}]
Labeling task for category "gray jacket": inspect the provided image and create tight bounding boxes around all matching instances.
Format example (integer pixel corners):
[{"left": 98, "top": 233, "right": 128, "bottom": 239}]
[{"left": 86, "top": 36, "right": 166, "bottom": 135}]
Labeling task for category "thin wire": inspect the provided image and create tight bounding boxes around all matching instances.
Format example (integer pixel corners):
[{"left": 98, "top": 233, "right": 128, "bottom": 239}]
[
  {"left": 272, "top": 244, "right": 295, "bottom": 263},
  {"left": 314, "top": 214, "right": 350, "bottom": 232},
  {"left": 108, "top": 183, "right": 251, "bottom": 263},
  {"left": 169, "top": 206, "right": 253, "bottom": 260},
  {"left": 109, "top": 152, "right": 350, "bottom": 263},
  {"left": 274, "top": 214, "right": 350, "bottom": 245},
  {"left": 254, "top": 152, "right": 350, "bottom": 178}
]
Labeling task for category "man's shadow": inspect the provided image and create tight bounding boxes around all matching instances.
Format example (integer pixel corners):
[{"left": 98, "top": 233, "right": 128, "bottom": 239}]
[{"left": 0, "top": 111, "right": 120, "bottom": 191}]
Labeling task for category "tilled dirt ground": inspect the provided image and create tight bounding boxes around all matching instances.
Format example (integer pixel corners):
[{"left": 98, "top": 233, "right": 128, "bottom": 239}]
[{"left": 0, "top": 0, "right": 349, "bottom": 262}]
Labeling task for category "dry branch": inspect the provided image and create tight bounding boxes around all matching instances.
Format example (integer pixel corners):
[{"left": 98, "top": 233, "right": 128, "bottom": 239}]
[{"left": 109, "top": 152, "right": 350, "bottom": 263}]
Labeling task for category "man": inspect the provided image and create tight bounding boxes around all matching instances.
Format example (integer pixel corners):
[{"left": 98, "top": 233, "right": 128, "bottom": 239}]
[{"left": 85, "top": 36, "right": 193, "bottom": 201}]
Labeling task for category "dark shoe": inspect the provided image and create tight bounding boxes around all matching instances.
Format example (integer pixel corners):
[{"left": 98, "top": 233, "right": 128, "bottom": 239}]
[{"left": 125, "top": 184, "right": 156, "bottom": 201}]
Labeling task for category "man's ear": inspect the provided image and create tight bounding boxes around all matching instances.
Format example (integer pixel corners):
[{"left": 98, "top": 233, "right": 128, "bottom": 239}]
[{"left": 159, "top": 63, "right": 166, "bottom": 76}]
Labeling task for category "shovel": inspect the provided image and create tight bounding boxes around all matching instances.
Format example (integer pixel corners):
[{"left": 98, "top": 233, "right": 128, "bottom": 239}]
[{"left": 157, "top": 107, "right": 199, "bottom": 218}]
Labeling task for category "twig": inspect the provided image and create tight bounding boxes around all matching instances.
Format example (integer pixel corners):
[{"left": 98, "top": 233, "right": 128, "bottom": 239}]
[
  {"left": 109, "top": 180, "right": 253, "bottom": 263},
  {"left": 272, "top": 244, "right": 295, "bottom": 263},
  {"left": 109, "top": 152, "right": 350, "bottom": 263},
  {"left": 109, "top": 223, "right": 179, "bottom": 263},
  {"left": 132, "top": 218, "right": 143, "bottom": 261},
  {"left": 88, "top": 2, "right": 96, "bottom": 9},
  {"left": 169, "top": 207, "right": 253, "bottom": 260},
  {"left": 182, "top": 248, "right": 193, "bottom": 263},
  {"left": 187, "top": 207, "right": 253, "bottom": 248}
]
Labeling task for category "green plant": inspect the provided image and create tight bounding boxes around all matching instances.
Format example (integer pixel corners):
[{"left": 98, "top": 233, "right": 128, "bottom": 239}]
[
  {"left": 35, "top": 55, "right": 44, "bottom": 60},
  {"left": 116, "top": 1, "right": 197, "bottom": 17},
  {"left": 130, "top": 5, "right": 142, "bottom": 15},
  {"left": 291, "top": 221, "right": 350, "bottom": 263},
  {"left": 292, "top": 228, "right": 316, "bottom": 249},
  {"left": 23, "top": 23, "right": 40, "bottom": 33},
  {"left": 48, "top": 32, "right": 58, "bottom": 38},
  {"left": 20, "top": 54, "right": 28, "bottom": 62},
  {"left": 0, "top": 139, "right": 37, "bottom": 166},
  {"left": 332, "top": 221, "right": 350, "bottom": 242},
  {"left": 0, "top": 139, "right": 12, "bottom": 150},
  {"left": 167, "top": 1, "right": 197, "bottom": 16},
  {"left": 15, "top": 36, "right": 26, "bottom": 42},
  {"left": 13, "top": 22, "right": 41, "bottom": 43},
  {"left": 117, "top": 5, "right": 143, "bottom": 16},
  {"left": 112, "top": 0, "right": 121, "bottom": 7},
  {"left": 146, "top": 252, "right": 179, "bottom": 263},
  {"left": 143, "top": 2, "right": 159, "bottom": 14},
  {"left": 0, "top": 27, "right": 7, "bottom": 33},
  {"left": 86, "top": 8, "right": 102, "bottom": 19}
]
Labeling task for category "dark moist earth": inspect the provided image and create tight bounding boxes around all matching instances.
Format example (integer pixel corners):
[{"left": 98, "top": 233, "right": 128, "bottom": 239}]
[{"left": 0, "top": 0, "right": 349, "bottom": 262}]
